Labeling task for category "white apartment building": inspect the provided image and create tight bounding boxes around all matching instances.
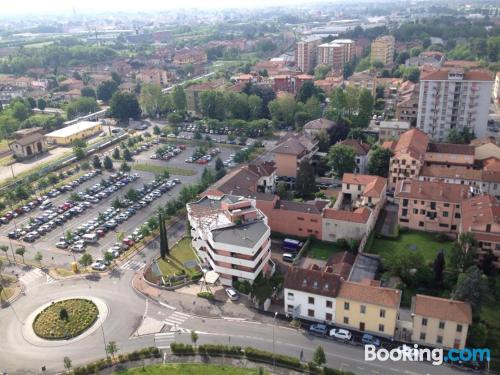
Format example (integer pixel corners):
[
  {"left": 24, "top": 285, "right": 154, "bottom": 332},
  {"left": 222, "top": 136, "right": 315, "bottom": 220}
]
[
  {"left": 187, "top": 193, "right": 273, "bottom": 286},
  {"left": 317, "top": 39, "right": 355, "bottom": 71},
  {"left": 295, "top": 36, "right": 322, "bottom": 74},
  {"left": 417, "top": 69, "right": 494, "bottom": 141}
]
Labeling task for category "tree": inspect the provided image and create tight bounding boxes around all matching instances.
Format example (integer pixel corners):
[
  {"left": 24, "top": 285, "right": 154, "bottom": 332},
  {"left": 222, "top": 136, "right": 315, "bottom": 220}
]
[
  {"left": 314, "top": 64, "right": 331, "bottom": 80},
  {"left": 1, "top": 245, "right": 10, "bottom": 263},
  {"left": 37, "top": 98, "right": 47, "bottom": 110},
  {"left": 103, "top": 155, "right": 113, "bottom": 170},
  {"left": 201, "top": 90, "right": 225, "bottom": 120},
  {"left": 296, "top": 80, "right": 322, "bottom": 103},
  {"left": 190, "top": 330, "right": 199, "bottom": 347},
  {"left": 11, "top": 101, "right": 30, "bottom": 121},
  {"left": 92, "top": 155, "right": 102, "bottom": 169},
  {"left": 446, "top": 128, "right": 474, "bottom": 144},
  {"left": 268, "top": 94, "right": 297, "bottom": 128},
  {"left": 119, "top": 162, "right": 131, "bottom": 172},
  {"left": 296, "top": 158, "right": 316, "bottom": 199},
  {"left": 111, "top": 71, "right": 122, "bottom": 85},
  {"left": 172, "top": 86, "right": 187, "bottom": 112},
  {"left": 153, "top": 125, "right": 161, "bottom": 135},
  {"left": 433, "top": 250, "right": 445, "bottom": 284},
  {"left": 304, "top": 96, "right": 322, "bottom": 120},
  {"left": 139, "top": 83, "right": 163, "bottom": 118},
  {"left": 449, "top": 232, "right": 477, "bottom": 274},
  {"left": 72, "top": 144, "right": 85, "bottom": 160},
  {"left": 248, "top": 94, "right": 263, "bottom": 120},
  {"left": 15, "top": 247, "right": 26, "bottom": 263},
  {"left": 327, "top": 144, "right": 356, "bottom": 178},
  {"left": 112, "top": 148, "right": 121, "bottom": 160},
  {"left": 123, "top": 148, "right": 132, "bottom": 161},
  {"left": 66, "top": 97, "right": 98, "bottom": 120},
  {"left": 80, "top": 87, "right": 96, "bottom": 99},
  {"left": 34, "top": 251, "right": 43, "bottom": 266},
  {"left": 367, "top": 147, "right": 393, "bottom": 177},
  {"left": 313, "top": 346, "right": 326, "bottom": 366},
  {"left": 167, "top": 112, "right": 183, "bottom": 124},
  {"left": 159, "top": 213, "right": 169, "bottom": 259},
  {"left": 105, "top": 341, "right": 119, "bottom": 359},
  {"left": 110, "top": 91, "right": 141, "bottom": 122},
  {"left": 276, "top": 182, "right": 291, "bottom": 200},
  {"left": 354, "top": 89, "right": 374, "bottom": 127},
  {"left": 78, "top": 253, "right": 93, "bottom": 268},
  {"left": 103, "top": 251, "right": 114, "bottom": 266},
  {"left": 63, "top": 356, "right": 72, "bottom": 373},
  {"left": 452, "top": 266, "right": 488, "bottom": 316},
  {"left": 327, "top": 88, "right": 347, "bottom": 120},
  {"left": 97, "top": 80, "right": 119, "bottom": 102}
]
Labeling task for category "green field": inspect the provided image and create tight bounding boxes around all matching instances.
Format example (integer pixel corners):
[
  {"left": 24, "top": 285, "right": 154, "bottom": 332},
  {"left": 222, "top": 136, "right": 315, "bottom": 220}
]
[
  {"left": 306, "top": 239, "right": 344, "bottom": 261},
  {"left": 133, "top": 163, "right": 196, "bottom": 176},
  {"left": 368, "top": 230, "right": 454, "bottom": 264},
  {"left": 117, "top": 364, "right": 267, "bottom": 375},
  {"left": 157, "top": 237, "right": 199, "bottom": 277}
]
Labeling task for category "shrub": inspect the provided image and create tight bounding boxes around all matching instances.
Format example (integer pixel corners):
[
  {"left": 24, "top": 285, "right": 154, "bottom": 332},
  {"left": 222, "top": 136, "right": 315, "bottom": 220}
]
[
  {"left": 73, "top": 367, "right": 88, "bottom": 375},
  {"left": 234, "top": 280, "right": 252, "bottom": 294},
  {"left": 197, "top": 291, "right": 214, "bottom": 300},
  {"left": 244, "top": 347, "right": 302, "bottom": 369},
  {"left": 117, "top": 353, "right": 128, "bottom": 363},
  {"left": 198, "top": 344, "right": 243, "bottom": 356},
  {"left": 307, "top": 362, "right": 321, "bottom": 374},
  {"left": 128, "top": 350, "right": 141, "bottom": 360},
  {"left": 170, "top": 343, "right": 195, "bottom": 355},
  {"left": 191, "top": 272, "right": 203, "bottom": 281},
  {"left": 323, "top": 367, "right": 355, "bottom": 375},
  {"left": 336, "top": 238, "right": 349, "bottom": 249}
]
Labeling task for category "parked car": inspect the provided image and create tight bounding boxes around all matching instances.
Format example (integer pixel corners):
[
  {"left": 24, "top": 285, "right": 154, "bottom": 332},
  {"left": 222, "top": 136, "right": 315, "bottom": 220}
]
[
  {"left": 329, "top": 328, "right": 352, "bottom": 341},
  {"left": 56, "top": 241, "right": 68, "bottom": 249},
  {"left": 361, "top": 334, "right": 381, "bottom": 347},
  {"left": 91, "top": 262, "right": 106, "bottom": 271},
  {"left": 225, "top": 287, "right": 239, "bottom": 301},
  {"left": 309, "top": 324, "right": 328, "bottom": 335}
]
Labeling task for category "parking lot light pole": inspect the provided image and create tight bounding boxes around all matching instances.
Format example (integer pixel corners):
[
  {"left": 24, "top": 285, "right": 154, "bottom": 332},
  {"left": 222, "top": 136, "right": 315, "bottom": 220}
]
[{"left": 272, "top": 311, "right": 277, "bottom": 374}]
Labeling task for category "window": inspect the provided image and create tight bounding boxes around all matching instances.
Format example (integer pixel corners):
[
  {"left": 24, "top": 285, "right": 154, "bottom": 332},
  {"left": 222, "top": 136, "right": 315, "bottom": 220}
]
[
  {"left": 455, "top": 213, "right": 461, "bottom": 219},
  {"left": 344, "top": 302, "right": 350, "bottom": 310},
  {"left": 422, "top": 318, "right": 428, "bottom": 326},
  {"left": 298, "top": 217, "right": 304, "bottom": 221},
  {"left": 430, "top": 202, "right": 436, "bottom": 210},
  {"left": 287, "top": 305, "right": 294, "bottom": 312},
  {"left": 326, "top": 313, "right": 333, "bottom": 321},
  {"left": 343, "top": 317, "right": 349, "bottom": 324},
  {"left": 437, "top": 336, "right": 443, "bottom": 344},
  {"left": 420, "top": 332, "right": 426, "bottom": 341},
  {"left": 443, "top": 211, "right": 449, "bottom": 218},
  {"left": 360, "top": 305, "right": 366, "bottom": 314},
  {"left": 308, "top": 297, "right": 314, "bottom": 304},
  {"left": 413, "top": 209, "right": 418, "bottom": 214},
  {"left": 308, "top": 309, "right": 314, "bottom": 317},
  {"left": 402, "top": 208, "right": 408, "bottom": 217},
  {"left": 326, "top": 300, "right": 333, "bottom": 308},
  {"left": 457, "top": 324, "right": 463, "bottom": 333},
  {"left": 287, "top": 292, "right": 294, "bottom": 300},
  {"left": 439, "top": 321, "right": 445, "bottom": 329},
  {"left": 403, "top": 199, "right": 409, "bottom": 207},
  {"left": 444, "top": 203, "right": 450, "bottom": 207},
  {"left": 419, "top": 221, "right": 424, "bottom": 227},
  {"left": 380, "top": 309, "right": 386, "bottom": 318},
  {"left": 379, "top": 324, "right": 385, "bottom": 332}
]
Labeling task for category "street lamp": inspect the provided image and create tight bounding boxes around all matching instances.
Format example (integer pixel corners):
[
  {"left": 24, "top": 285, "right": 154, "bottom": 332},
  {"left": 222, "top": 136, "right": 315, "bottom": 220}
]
[{"left": 272, "top": 311, "right": 278, "bottom": 374}]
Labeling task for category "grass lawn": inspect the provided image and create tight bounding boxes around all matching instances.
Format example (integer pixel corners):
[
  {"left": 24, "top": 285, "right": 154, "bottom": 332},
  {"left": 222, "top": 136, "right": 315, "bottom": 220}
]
[
  {"left": 307, "top": 239, "right": 345, "bottom": 261},
  {"left": 157, "top": 237, "right": 199, "bottom": 277},
  {"left": 368, "top": 230, "right": 454, "bottom": 264},
  {"left": 0, "top": 274, "right": 17, "bottom": 301},
  {"left": 117, "top": 364, "right": 266, "bottom": 375},
  {"left": 134, "top": 163, "right": 196, "bottom": 176},
  {"left": 0, "top": 139, "right": 10, "bottom": 153}
]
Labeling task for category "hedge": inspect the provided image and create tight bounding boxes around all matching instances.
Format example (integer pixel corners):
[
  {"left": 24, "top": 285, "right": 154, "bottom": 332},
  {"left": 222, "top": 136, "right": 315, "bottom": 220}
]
[
  {"left": 170, "top": 343, "right": 195, "bottom": 355},
  {"left": 197, "top": 291, "right": 214, "bottom": 300},
  {"left": 244, "top": 347, "right": 302, "bottom": 369},
  {"left": 198, "top": 344, "right": 242, "bottom": 356},
  {"left": 322, "top": 367, "right": 355, "bottom": 375}
]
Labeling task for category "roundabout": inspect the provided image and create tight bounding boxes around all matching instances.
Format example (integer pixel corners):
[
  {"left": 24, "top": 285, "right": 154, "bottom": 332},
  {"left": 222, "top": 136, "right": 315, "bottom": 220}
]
[{"left": 22, "top": 295, "right": 109, "bottom": 347}]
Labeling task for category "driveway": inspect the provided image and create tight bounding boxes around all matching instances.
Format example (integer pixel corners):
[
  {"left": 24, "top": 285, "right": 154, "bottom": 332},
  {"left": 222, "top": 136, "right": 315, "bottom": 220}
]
[{"left": 379, "top": 203, "right": 398, "bottom": 237}]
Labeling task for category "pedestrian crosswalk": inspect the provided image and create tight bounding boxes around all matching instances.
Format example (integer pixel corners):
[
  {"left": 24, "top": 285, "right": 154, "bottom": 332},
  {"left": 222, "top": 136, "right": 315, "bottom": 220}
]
[
  {"left": 154, "top": 332, "right": 176, "bottom": 349},
  {"left": 19, "top": 268, "right": 55, "bottom": 290},
  {"left": 164, "top": 311, "right": 191, "bottom": 330},
  {"left": 120, "top": 259, "right": 146, "bottom": 272}
]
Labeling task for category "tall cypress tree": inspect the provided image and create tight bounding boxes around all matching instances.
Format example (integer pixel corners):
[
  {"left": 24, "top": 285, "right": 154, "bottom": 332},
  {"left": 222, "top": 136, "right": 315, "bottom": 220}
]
[{"left": 159, "top": 213, "right": 166, "bottom": 259}]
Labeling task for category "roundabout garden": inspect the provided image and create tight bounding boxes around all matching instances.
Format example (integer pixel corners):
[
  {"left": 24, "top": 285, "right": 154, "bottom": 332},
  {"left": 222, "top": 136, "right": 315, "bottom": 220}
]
[{"left": 32, "top": 298, "right": 98, "bottom": 340}]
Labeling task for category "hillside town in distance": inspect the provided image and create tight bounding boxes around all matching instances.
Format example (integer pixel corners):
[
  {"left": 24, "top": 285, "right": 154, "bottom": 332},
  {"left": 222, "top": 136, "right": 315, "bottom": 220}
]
[{"left": 0, "top": 1, "right": 500, "bottom": 374}]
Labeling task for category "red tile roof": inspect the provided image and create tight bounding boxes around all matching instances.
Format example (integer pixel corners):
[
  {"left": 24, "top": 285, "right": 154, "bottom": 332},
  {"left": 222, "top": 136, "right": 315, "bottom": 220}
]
[
  {"left": 460, "top": 195, "right": 500, "bottom": 234},
  {"left": 284, "top": 266, "right": 342, "bottom": 298},
  {"left": 395, "top": 179, "right": 470, "bottom": 203},
  {"left": 340, "top": 139, "right": 371, "bottom": 156},
  {"left": 342, "top": 174, "right": 387, "bottom": 198},
  {"left": 421, "top": 69, "right": 493, "bottom": 81},
  {"left": 392, "top": 128, "right": 429, "bottom": 160},
  {"left": 323, "top": 207, "right": 371, "bottom": 223},
  {"left": 338, "top": 281, "right": 401, "bottom": 308},
  {"left": 412, "top": 295, "right": 472, "bottom": 324}
]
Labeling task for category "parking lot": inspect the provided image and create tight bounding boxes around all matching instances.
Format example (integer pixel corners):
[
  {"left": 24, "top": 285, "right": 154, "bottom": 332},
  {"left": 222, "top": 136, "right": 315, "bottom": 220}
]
[{"left": 0, "top": 141, "right": 241, "bottom": 269}]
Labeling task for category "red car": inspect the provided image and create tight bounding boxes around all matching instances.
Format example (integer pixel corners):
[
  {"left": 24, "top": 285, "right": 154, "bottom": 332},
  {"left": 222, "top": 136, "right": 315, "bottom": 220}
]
[
  {"left": 14, "top": 207, "right": 23, "bottom": 215},
  {"left": 96, "top": 229, "right": 106, "bottom": 238},
  {"left": 179, "top": 144, "right": 187, "bottom": 150},
  {"left": 122, "top": 238, "right": 135, "bottom": 247},
  {"left": 197, "top": 159, "right": 208, "bottom": 165}
]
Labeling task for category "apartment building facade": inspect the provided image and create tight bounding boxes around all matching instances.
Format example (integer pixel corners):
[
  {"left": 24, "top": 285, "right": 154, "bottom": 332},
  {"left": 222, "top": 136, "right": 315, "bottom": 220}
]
[
  {"left": 187, "top": 194, "right": 272, "bottom": 286},
  {"left": 272, "top": 133, "right": 318, "bottom": 178},
  {"left": 295, "top": 36, "right": 322, "bottom": 74},
  {"left": 370, "top": 35, "right": 395, "bottom": 66},
  {"left": 317, "top": 39, "right": 355, "bottom": 72},
  {"left": 395, "top": 179, "right": 470, "bottom": 233},
  {"left": 411, "top": 295, "right": 472, "bottom": 349},
  {"left": 417, "top": 69, "right": 494, "bottom": 141}
]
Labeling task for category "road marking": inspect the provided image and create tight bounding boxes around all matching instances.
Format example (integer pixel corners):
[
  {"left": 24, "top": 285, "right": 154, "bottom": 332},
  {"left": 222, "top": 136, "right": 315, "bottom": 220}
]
[
  {"left": 120, "top": 259, "right": 146, "bottom": 271},
  {"left": 159, "top": 301, "right": 176, "bottom": 310},
  {"left": 19, "top": 268, "right": 56, "bottom": 290},
  {"left": 154, "top": 332, "right": 175, "bottom": 349}
]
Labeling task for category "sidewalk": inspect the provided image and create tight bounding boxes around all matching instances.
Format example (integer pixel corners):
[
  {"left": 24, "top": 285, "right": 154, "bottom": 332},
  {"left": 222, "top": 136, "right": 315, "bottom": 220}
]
[{"left": 132, "top": 273, "right": 279, "bottom": 324}]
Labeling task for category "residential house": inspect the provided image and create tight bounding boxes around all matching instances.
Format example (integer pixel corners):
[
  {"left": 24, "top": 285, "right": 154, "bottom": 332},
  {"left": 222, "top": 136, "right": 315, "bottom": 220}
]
[
  {"left": 395, "top": 80, "right": 419, "bottom": 126},
  {"left": 345, "top": 70, "right": 377, "bottom": 97},
  {"left": 314, "top": 75, "right": 344, "bottom": 94},
  {"left": 395, "top": 179, "right": 470, "bottom": 233},
  {"left": 136, "top": 69, "right": 170, "bottom": 87},
  {"left": 424, "top": 143, "right": 475, "bottom": 168},
  {"left": 272, "top": 133, "right": 318, "bottom": 178},
  {"left": 411, "top": 295, "right": 472, "bottom": 349},
  {"left": 303, "top": 118, "right": 336, "bottom": 137},
  {"left": 339, "top": 139, "right": 370, "bottom": 173},
  {"left": 368, "top": 120, "right": 411, "bottom": 142}
]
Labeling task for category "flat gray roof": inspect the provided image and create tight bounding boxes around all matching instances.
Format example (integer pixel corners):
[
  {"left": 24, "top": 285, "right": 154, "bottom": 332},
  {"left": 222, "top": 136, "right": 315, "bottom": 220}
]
[{"left": 211, "top": 221, "right": 269, "bottom": 248}]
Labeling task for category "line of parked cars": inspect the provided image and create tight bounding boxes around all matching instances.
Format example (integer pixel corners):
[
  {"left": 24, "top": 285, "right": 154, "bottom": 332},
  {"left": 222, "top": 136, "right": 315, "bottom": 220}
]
[
  {"left": 309, "top": 323, "right": 381, "bottom": 347},
  {"left": 185, "top": 148, "right": 221, "bottom": 165},
  {"left": 151, "top": 144, "right": 186, "bottom": 161},
  {"left": 0, "top": 170, "right": 101, "bottom": 225}
]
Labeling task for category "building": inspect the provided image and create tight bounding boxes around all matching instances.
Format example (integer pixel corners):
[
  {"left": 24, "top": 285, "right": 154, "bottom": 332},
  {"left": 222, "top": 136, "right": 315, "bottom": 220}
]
[
  {"left": 335, "top": 280, "right": 401, "bottom": 338},
  {"left": 173, "top": 48, "right": 207, "bottom": 65},
  {"left": 460, "top": 195, "right": 500, "bottom": 269},
  {"left": 303, "top": 118, "right": 336, "bottom": 137},
  {"left": 395, "top": 81, "right": 419, "bottom": 126},
  {"left": 9, "top": 127, "right": 47, "bottom": 159},
  {"left": 405, "top": 51, "right": 444, "bottom": 69},
  {"left": 284, "top": 265, "right": 342, "bottom": 323},
  {"left": 417, "top": 69, "right": 494, "bottom": 141},
  {"left": 411, "top": 295, "right": 472, "bottom": 349},
  {"left": 339, "top": 139, "right": 370, "bottom": 173},
  {"left": 272, "top": 133, "right": 318, "bottom": 178},
  {"left": 317, "top": 39, "right": 355, "bottom": 72},
  {"left": 184, "top": 81, "right": 225, "bottom": 116},
  {"left": 45, "top": 121, "right": 102, "bottom": 145},
  {"left": 395, "top": 179, "right": 470, "bottom": 233},
  {"left": 295, "top": 36, "right": 322, "bottom": 74},
  {"left": 368, "top": 120, "right": 411, "bottom": 142},
  {"left": 187, "top": 193, "right": 273, "bottom": 286},
  {"left": 314, "top": 75, "right": 344, "bottom": 94},
  {"left": 494, "top": 72, "right": 500, "bottom": 105},
  {"left": 345, "top": 70, "right": 377, "bottom": 97},
  {"left": 384, "top": 128, "right": 429, "bottom": 189},
  {"left": 370, "top": 35, "right": 395, "bottom": 66},
  {"left": 136, "top": 69, "right": 170, "bottom": 87}
]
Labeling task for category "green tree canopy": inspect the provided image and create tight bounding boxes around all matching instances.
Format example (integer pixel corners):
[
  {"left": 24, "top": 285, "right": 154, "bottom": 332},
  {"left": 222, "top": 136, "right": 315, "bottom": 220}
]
[
  {"left": 110, "top": 91, "right": 141, "bottom": 122},
  {"left": 326, "top": 143, "right": 356, "bottom": 178}
]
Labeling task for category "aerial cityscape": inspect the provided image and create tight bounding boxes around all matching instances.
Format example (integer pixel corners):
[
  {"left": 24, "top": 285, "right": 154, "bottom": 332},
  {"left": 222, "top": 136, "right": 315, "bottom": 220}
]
[{"left": 0, "top": 1, "right": 499, "bottom": 374}]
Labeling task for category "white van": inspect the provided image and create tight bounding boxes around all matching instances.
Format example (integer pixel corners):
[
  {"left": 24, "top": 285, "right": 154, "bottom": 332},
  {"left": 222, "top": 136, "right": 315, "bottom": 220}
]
[
  {"left": 40, "top": 200, "right": 53, "bottom": 210},
  {"left": 82, "top": 233, "right": 99, "bottom": 244}
]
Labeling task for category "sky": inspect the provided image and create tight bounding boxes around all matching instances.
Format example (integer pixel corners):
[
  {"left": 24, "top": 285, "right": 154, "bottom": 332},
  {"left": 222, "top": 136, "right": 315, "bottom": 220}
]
[{"left": 2, "top": 0, "right": 307, "bottom": 15}]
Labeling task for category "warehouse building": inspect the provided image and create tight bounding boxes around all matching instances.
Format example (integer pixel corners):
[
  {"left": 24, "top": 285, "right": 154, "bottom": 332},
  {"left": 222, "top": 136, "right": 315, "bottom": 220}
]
[{"left": 45, "top": 121, "right": 102, "bottom": 145}]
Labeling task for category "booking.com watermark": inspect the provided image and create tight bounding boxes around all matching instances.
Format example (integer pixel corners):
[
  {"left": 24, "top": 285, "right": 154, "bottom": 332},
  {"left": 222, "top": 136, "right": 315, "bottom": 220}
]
[{"left": 365, "top": 344, "right": 490, "bottom": 366}]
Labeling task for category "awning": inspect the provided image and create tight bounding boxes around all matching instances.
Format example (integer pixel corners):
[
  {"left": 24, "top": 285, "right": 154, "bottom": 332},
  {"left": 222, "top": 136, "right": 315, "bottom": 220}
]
[{"left": 204, "top": 270, "right": 220, "bottom": 284}]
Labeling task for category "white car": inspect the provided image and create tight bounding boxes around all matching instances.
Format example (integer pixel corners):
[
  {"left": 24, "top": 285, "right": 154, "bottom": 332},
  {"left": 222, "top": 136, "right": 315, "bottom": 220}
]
[
  {"left": 71, "top": 243, "right": 85, "bottom": 252},
  {"left": 329, "top": 328, "right": 352, "bottom": 341},
  {"left": 91, "top": 262, "right": 106, "bottom": 271},
  {"left": 225, "top": 287, "right": 239, "bottom": 301}
]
